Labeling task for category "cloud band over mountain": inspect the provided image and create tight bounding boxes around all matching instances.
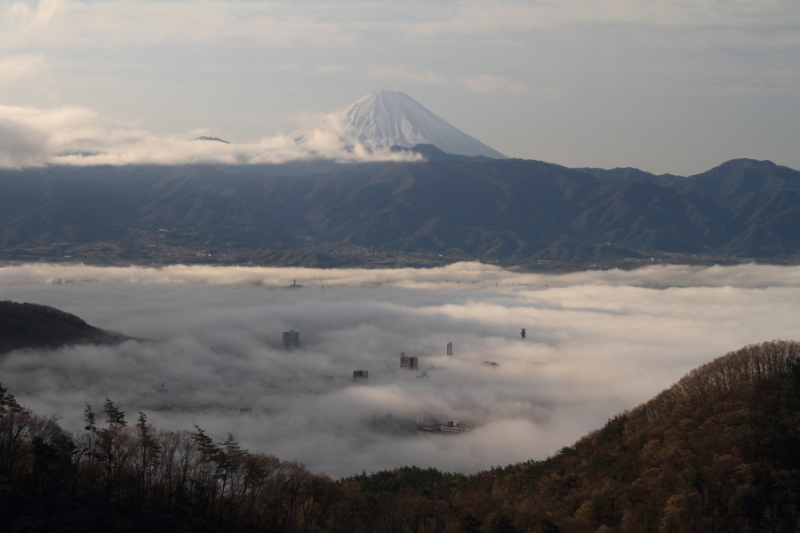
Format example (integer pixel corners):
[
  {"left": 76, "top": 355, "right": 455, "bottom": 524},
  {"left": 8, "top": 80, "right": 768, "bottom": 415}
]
[
  {"left": 0, "top": 91, "right": 504, "bottom": 167},
  {"left": 0, "top": 103, "right": 423, "bottom": 168}
]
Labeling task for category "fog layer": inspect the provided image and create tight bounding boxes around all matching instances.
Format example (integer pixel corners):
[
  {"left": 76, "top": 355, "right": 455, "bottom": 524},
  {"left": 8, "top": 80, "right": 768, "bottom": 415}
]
[
  {"left": 1, "top": 262, "right": 798, "bottom": 477},
  {"left": 0, "top": 104, "right": 421, "bottom": 168}
]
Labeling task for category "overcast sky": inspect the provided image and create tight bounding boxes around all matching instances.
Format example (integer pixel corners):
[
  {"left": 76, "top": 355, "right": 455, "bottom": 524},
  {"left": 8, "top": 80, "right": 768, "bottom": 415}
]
[{"left": 1, "top": 0, "right": 798, "bottom": 174}]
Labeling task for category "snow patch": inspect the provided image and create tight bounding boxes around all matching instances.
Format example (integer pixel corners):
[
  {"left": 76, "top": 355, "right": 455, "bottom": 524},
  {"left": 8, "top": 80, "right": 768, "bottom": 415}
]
[{"left": 292, "top": 90, "right": 506, "bottom": 159}]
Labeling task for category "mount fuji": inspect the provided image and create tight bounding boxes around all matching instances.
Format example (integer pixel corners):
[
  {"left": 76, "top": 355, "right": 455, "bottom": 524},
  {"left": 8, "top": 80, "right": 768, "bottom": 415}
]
[{"left": 291, "top": 90, "right": 506, "bottom": 159}]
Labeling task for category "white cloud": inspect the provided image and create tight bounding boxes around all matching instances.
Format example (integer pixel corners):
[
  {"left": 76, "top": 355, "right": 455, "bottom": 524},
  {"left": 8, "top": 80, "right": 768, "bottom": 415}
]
[
  {"left": 0, "top": 103, "right": 422, "bottom": 167},
  {"left": 0, "top": 262, "right": 799, "bottom": 476},
  {"left": 0, "top": 0, "right": 798, "bottom": 174}
]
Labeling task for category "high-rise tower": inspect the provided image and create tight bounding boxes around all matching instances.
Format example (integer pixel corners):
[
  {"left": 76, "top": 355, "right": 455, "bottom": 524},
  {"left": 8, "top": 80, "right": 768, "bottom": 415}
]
[
  {"left": 283, "top": 330, "right": 300, "bottom": 350},
  {"left": 400, "top": 352, "right": 418, "bottom": 370}
]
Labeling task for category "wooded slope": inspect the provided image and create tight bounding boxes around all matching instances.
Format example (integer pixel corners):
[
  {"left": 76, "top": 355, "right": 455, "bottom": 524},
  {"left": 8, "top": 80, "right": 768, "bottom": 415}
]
[
  {"left": 0, "top": 300, "right": 120, "bottom": 354},
  {"left": 2, "top": 340, "right": 800, "bottom": 532}
]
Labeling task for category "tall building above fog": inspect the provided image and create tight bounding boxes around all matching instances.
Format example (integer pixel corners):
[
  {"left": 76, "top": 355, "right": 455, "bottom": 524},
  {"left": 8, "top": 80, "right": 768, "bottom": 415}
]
[
  {"left": 447, "top": 342, "right": 453, "bottom": 356},
  {"left": 400, "top": 353, "right": 418, "bottom": 370},
  {"left": 283, "top": 330, "right": 300, "bottom": 350},
  {"left": 440, "top": 421, "right": 471, "bottom": 434}
]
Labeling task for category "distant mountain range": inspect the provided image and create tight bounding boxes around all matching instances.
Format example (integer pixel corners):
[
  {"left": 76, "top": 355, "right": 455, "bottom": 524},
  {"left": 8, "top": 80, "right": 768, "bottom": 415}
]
[
  {"left": 579, "top": 158, "right": 800, "bottom": 196},
  {"left": 1, "top": 153, "right": 799, "bottom": 263}
]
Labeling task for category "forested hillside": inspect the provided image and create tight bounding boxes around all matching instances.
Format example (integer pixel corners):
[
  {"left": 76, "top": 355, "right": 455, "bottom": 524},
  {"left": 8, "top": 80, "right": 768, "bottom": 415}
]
[
  {"left": 2, "top": 340, "right": 800, "bottom": 532},
  {"left": 0, "top": 300, "right": 122, "bottom": 354}
]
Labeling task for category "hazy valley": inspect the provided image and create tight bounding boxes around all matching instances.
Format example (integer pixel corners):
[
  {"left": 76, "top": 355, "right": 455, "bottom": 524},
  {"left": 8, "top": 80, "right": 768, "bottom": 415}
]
[
  {"left": 3, "top": 262, "right": 800, "bottom": 476},
  {"left": 3, "top": 262, "right": 800, "bottom": 531}
]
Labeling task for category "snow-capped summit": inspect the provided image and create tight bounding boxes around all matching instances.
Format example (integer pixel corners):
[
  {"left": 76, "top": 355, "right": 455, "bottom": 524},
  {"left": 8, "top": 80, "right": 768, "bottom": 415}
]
[{"left": 291, "top": 90, "right": 506, "bottom": 159}]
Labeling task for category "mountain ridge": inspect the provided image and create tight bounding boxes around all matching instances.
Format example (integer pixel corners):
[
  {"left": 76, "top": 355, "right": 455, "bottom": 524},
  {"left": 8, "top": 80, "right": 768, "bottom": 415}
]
[
  {"left": 575, "top": 158, "right": 800, "bottom": 197},
  {"left": 1, "top": 156, "right": 800, "bottom": 263}
]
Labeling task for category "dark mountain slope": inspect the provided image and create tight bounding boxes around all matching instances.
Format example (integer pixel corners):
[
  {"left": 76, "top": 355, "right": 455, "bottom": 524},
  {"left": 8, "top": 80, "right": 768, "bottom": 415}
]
[
  {"left": 133, "top": 166, "right": 303, "bottom": 247},
  {"left": 1, "top": 158, "right": 800, "bottom": 260},
  {"left": 720, "top": 189, "right": 800, "bottom": 256},
  {"left": 298, "top": 159, "right": 762, "bottom": 257},
  {"left": 0, "top": 300, "right": 124, "bottom": 354},
  {"left": 0, "top": 166, "right": 144, "bottom": 246},
  {"left": 301, "top": 159, "right": 603, "bottom": 256},
  {"left": 0, "top": 166, "right": 307, "bottom": 249},
  {"left": 674, "top": 158, "right": 800, "bottom": 197},
  {"left": 576, "top": 159, "right": 800, "bottom": 199},
  {"left": 568, "top": 180, "right": 732, "bottom": 252},
  {"left": 575, "top": 166, "right": 681, "bottom": 187}
]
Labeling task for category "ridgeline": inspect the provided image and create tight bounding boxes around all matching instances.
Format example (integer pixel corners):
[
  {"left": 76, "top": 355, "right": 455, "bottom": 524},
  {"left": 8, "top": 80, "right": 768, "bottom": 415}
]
[{"left": 2, "top": 157, "right": 800, "bottom": 267}]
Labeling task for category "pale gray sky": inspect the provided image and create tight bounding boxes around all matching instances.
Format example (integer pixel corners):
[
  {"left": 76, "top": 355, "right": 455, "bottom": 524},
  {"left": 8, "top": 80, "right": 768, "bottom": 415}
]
[{"left": 1, "top": 0, "right": 798, "bottom": 174}]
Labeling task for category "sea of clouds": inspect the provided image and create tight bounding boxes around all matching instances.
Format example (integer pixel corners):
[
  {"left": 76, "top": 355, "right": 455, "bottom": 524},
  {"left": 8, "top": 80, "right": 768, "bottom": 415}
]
[{"left": 1, "top": 261, "right": 799, "bottom": 478}]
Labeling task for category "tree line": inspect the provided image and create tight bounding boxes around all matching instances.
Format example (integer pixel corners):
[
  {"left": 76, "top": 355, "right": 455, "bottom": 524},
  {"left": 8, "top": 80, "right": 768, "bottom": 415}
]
[
  {"left": 3, "top": 340, "right": 800, "bottom": 532},
  {"left": 1, "top": 386, "right": 347, "bottom": 532}
]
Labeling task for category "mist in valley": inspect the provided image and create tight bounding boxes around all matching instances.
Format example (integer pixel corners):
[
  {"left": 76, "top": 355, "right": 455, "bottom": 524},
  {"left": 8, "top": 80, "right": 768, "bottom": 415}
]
[{"left": 1, "top": 261, "right": 798, "bottom": 478}]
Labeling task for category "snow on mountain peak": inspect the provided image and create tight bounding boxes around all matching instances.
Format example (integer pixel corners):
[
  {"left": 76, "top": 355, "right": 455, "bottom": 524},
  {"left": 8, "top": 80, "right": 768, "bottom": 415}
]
[{"left": 292, "top": 90, "right": 506, "bottom": 159}]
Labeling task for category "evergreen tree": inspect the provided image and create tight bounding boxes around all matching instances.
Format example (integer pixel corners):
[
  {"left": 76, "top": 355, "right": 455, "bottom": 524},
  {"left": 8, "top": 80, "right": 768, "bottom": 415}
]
[
  {"left": 103, "top": 398, "right": 126, "bottom": 429},
  {"left": 84, "top": 402, "right": 96, "bottom": 431},
  {"left": 0, "top": 383, "right": 20, "bottom": 415}
]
